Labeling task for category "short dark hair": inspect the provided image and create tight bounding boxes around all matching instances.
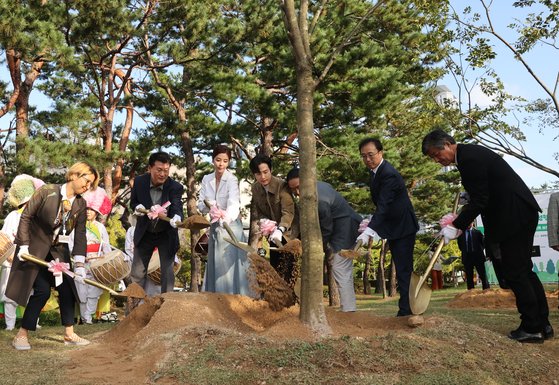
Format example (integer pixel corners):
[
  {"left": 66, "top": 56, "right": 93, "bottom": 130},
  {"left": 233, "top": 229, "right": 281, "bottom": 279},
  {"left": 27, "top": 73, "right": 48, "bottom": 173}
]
[
  {"left": 212, "top": 144, "right": 231, "bottom": 160},
  {"left": 148, "top": 152, "right": 171, "bottom": 166},
  {"left": 286, "top": 167, "right": 299, "bottom": 182},
  {"left": 249, "top": 154, "right": 272, "bottom": 174},
  {"left": 358, "top": 137, "right": 383, "bottom": 152},
  {"left": 421, "top": 129, "right": 456, "bottom": 155}
]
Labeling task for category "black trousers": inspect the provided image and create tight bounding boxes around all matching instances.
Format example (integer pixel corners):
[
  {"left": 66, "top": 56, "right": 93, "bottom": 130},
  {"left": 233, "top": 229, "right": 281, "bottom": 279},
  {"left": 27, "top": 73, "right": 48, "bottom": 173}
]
[
  {"left": 387, "top": 232, "right": 416, "bottom": 316},
  {"left": 21, "top": 254, "right": 76, "bottom": 330},
  {"left": 462, "top": 252, "right": 490, "bottom": 289},
  {"left": 498, "top": 216, "right": 549, "bottom": 333},
  {"left": 131, "top": 231, "right": 175, "bottom": 293}
]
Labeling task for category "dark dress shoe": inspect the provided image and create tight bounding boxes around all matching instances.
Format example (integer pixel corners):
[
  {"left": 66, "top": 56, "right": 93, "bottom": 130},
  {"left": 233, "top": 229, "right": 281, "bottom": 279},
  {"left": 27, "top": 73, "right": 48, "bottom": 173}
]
[
  {"left": 507, "top": 328, "right": 544, "bottom": 343},
  {"left": 543, "top": 325, "right": 554, "bottom": 340}
]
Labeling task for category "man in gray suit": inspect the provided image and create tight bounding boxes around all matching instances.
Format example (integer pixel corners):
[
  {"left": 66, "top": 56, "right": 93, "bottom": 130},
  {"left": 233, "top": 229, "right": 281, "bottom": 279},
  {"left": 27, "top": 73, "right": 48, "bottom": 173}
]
[
  {"left": 548, "top": 192, "right": 559, "bottom": 252},
  {"left": 287, "top": 167, "right": 361, "bottom": 312}
]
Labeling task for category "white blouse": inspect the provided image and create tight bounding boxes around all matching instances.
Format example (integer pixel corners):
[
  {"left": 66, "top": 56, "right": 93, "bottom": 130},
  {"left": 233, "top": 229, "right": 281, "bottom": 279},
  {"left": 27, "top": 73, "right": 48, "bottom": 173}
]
[{"left": 197, "top": 169, "right": 241, "bottom": 221}]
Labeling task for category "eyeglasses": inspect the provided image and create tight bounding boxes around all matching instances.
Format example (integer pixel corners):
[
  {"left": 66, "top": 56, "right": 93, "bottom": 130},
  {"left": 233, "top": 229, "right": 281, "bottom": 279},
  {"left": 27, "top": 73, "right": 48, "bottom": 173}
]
[
  {"left": 80, "top": 174, "right": 94, "bottom": 185},
  {"left": 360, "top": 151, "right": 379, "bottom": 160}
]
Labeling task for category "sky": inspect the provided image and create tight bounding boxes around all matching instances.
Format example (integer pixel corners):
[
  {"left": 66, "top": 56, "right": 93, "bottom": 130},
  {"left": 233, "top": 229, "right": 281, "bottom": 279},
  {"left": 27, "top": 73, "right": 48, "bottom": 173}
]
[
  {"left": 0, "top": 1, "right": 558, "bottom": 189},
  {"left": 443, "top": 1, "right": 559, "bottom": 189}
]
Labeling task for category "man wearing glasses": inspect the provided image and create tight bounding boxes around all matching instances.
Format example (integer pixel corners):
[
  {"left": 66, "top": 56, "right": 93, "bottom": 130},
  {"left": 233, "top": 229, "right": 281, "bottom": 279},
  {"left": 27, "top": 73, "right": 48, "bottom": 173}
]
[
  {"left": 130, "top": 152, "right": 184, "bottom": 293},
  {"left": 356, "top": 137, "right": 419, "bottom": 317}
]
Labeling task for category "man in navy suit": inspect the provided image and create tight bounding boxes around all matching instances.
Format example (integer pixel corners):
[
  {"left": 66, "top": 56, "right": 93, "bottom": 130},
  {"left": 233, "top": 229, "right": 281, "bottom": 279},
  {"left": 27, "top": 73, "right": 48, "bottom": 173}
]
[
  {"left": 130, "top": 152, "right": 184, "bottom": 293},
  {"left": 422, "top": 129, "right": 552, "bottom": 343},
  {"left": 457, "top": 223, "right": 490, "bottom": 290},
  {"left": 356, "top": 138, "right": 419, "bottom": 317}
]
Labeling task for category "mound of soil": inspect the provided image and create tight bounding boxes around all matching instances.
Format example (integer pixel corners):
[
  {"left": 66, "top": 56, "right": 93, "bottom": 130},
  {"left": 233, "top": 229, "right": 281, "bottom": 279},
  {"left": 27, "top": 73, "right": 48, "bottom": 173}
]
[
  {"left": 65, "top": 292, "right": 418, "bottom": 384},
  {"left": 64, "top": 289, "right": 559, "bottom": 384},
  {"left": 447, "top": 288, "right": 559, "bottom": 309}
]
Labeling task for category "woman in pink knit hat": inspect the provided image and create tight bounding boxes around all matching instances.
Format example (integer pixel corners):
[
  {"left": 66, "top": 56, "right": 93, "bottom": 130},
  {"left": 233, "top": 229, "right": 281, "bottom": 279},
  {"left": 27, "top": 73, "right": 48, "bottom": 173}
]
[{"left": 69, "top": 187, "right": 112, "bottom": 324}]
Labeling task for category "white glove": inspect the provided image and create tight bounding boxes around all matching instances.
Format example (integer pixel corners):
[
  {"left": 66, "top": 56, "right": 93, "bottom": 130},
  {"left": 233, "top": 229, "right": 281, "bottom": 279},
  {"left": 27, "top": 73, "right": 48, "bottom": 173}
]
[
  {"left": 440, "top": 225, "right": 461, "bottom": 244},
  {"left": 169, "top": 214, "right": 181, "bottom": 228},
  {"left": 356, "top": 227, "right": 379, "bottom": 245},
  {"left": 269, "top": 228, "right": 284, "bottom": 247},
  {"left": 17, "top": 245, "right": 29, "bottom": 262},
  {"left": 134, "top": 204, "right": 146, "bottom": 216}
]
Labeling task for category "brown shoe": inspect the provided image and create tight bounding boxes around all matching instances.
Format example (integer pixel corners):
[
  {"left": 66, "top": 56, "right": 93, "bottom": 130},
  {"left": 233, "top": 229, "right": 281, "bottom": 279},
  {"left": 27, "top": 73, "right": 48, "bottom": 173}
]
[
  {"left": 12, "top": 335, "right": 31, "bottom": 351},
  {"left": 64, "top": 334, "right": 90, "bottom": 346}
]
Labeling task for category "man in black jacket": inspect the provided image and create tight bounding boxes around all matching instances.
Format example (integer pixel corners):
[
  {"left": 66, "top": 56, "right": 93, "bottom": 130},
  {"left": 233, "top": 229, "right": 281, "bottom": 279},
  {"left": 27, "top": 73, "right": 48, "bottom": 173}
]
[
  {"left": 356, "top": 138, "right": 419, "bottom": 317},
  {"left": 130, "top": 152, "right": 184, "bottom": 293},
  {"left": 422, "top": 129, "right": 552, "bottom": 343}
]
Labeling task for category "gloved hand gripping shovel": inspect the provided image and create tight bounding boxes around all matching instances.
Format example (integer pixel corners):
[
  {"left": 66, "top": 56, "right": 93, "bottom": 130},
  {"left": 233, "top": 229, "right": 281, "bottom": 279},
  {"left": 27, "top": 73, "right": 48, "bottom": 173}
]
[
  {"left": 409, "top": 192, "right": 460, "bottom": 315},
  {"left": 203, "top": 199, "right": 256, "bottom": 254}
]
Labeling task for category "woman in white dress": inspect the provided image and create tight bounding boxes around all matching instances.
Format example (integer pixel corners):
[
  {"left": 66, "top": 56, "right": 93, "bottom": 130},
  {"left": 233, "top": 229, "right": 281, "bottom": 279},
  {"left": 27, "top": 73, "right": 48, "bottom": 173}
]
[{"left": 197, "top": 145, "right": 251, "bottom": 295}]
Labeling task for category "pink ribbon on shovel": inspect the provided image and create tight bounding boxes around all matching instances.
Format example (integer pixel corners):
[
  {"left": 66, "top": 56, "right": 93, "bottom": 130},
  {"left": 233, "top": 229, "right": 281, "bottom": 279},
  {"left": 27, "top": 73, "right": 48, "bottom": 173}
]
[
  {"left": 209, "top": 205, "right": 227, "bottom": 223},
  {"left": 148, "top": 201, "right": 171, "bottom": 220},
  {"left": 259, "top": 219, "right": 277, "bottom": 236},
  {"left": 358, "top": 218, "right": 370, "bottom": 233},
  {"left": 47, "top": 258, "right": 74, "bottom": 287},
  {"left": 439, "top": 212, "right": 458, "bottom": 228}
]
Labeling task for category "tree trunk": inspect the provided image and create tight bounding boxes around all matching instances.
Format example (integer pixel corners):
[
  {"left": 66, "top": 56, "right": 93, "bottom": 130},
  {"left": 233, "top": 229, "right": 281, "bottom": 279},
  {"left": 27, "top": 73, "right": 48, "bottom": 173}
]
[
  {"left": 180, "top": 127, "right": 201, "bottom": 293},
  {"left": 389, "top": 254, "right": 397, "bottom": 297},
  {"left": 282, "top": 0, "right": 330, "bottom": 335},
  {"left": 363, "top": 247, "right": 371, "bottom": 295},
  {"left": 378, "top": 240, "right": 387, "bottom": 298}
]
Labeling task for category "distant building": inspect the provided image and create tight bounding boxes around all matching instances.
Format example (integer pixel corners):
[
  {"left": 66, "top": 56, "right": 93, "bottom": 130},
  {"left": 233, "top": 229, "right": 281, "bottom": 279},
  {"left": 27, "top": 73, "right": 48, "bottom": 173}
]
[{"left": 435, "top": 85, "right": 458, "bottom": 108}]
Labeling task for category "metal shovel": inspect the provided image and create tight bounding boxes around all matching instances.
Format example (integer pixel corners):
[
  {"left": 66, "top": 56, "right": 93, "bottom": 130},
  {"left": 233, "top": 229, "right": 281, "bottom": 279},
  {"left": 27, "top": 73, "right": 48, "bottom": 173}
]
[
  {"left": 339, "top": 239, "right": 363, "bottom": 259},
  {"left": 409, "top": 192, "right": 460, "bottom": 315},
  {"left": 203, "top": 200, "right": 256, "bottom": 254}
]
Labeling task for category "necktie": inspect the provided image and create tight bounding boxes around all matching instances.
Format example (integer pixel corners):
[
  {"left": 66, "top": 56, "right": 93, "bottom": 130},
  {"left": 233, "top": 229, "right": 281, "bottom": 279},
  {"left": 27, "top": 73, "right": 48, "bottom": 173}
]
[{"left": 467, "top": 230, "right": 473, "bottom": 252}]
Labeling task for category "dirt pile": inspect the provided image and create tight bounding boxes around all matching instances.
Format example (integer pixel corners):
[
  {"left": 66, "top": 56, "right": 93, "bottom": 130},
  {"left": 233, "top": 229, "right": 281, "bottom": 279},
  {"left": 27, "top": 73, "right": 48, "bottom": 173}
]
[
  {"left": 65, "top": 292, "right": 416, "bottom": 384},
  {"left": 447, "top": 288, "right": 559, "bottom": 309}
]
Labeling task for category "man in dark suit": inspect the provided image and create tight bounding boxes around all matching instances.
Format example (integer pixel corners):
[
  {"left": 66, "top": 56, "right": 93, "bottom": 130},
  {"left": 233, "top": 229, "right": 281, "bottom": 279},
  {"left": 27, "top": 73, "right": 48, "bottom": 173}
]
[
  {"left": 457, "top": 223, "right": 490, "bottom": 290},
  {"left": 287, "top": 167, "right": 362, "bottom": 312},
  {"left": 356, "top": 138, "right": 419, "bottom": 317},
  {"left": 130, "top": 152, "right": 184, "bottom": 293},
  {"left": 422, "top": 129, "right": 552, "bottom": 343}
]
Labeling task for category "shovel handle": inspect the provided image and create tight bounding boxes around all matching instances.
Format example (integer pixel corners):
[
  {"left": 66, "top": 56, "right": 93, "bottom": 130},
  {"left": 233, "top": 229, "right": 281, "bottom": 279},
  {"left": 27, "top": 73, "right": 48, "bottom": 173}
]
[
  {"left": 414, "top": 192, "right": 461, "bottom": 297},
  {"left": 20, "top": 253, "right": 120, "bottom": 296},
  {"left": 353, "top": 239, "right": 363, "bottom": 251},
  {"left": 203, "top": 199, "right": 241, "bottom": 244}
]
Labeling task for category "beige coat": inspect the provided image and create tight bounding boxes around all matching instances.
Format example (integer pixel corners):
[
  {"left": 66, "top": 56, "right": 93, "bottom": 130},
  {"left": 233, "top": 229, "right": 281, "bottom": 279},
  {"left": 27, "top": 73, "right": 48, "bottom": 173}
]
[{"left": 248, "top": 176, "right": 298, "bottom": 245}]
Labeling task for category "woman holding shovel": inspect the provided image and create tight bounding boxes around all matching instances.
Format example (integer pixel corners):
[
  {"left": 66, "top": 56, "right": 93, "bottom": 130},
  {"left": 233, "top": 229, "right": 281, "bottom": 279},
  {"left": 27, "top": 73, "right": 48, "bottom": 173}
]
[
  {"left": 197, "top": 145, "right": 252, "bottom": 296},
  {"left": 7, "top": 162, "right": 98, "bottom": 350}
]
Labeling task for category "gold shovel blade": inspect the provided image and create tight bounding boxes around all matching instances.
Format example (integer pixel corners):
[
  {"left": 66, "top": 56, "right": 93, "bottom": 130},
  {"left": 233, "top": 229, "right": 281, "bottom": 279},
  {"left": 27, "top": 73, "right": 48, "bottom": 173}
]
[{"left": 409, "top": 272, "right": 432, "bottom": 315}]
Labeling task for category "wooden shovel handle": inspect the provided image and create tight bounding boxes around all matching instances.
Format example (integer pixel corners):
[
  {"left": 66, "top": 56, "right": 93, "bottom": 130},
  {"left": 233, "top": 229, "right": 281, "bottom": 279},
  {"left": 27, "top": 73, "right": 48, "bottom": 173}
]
[{"left": 20, "top": 253, "right": 120, "bottom": 296}]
